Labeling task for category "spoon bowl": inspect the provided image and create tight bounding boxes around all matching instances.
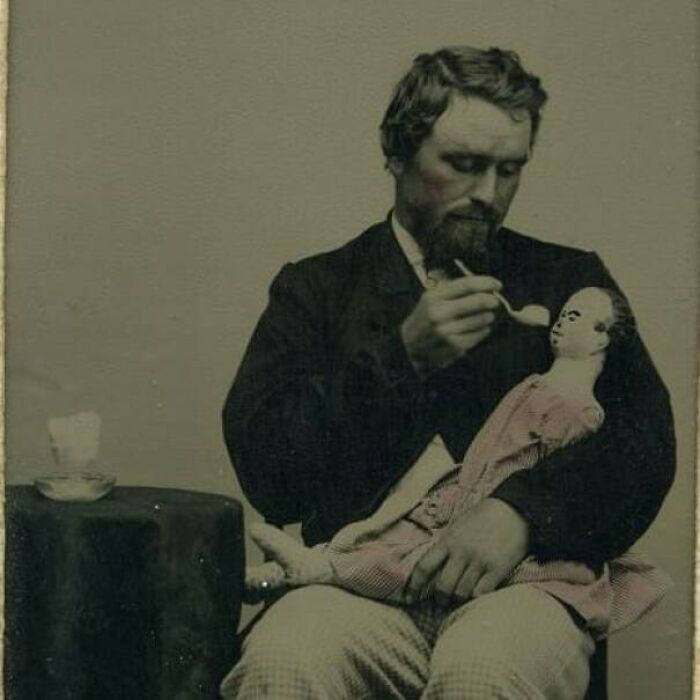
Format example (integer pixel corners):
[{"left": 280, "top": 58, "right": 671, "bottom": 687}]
[{"left": 454, "top": 259, "right": 550, "bottom": 328}]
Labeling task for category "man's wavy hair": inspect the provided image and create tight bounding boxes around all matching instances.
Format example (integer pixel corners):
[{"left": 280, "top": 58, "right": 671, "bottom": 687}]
[{"left": 380, "top": 46, "right": 548, "bottom": 165}]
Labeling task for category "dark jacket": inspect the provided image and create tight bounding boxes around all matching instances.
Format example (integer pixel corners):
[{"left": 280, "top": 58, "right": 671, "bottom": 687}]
[{"left": 223, "top": 219, "right": 675, "bottom": 567}]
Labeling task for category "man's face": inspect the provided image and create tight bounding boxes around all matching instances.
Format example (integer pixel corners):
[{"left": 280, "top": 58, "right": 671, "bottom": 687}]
[{"left": 391, "top": 94, "right": 532, "bottom": 272}]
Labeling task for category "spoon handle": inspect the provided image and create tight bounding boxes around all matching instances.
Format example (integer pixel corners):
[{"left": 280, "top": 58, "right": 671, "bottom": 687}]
[
  {"left": 453, "top": 259, "right": 473, "bottom": 276},
  {"left": 453, "top": 259, "right": 514, "bottom": 316},
  {"left": 493, "top": 290, "right": 514, "bottom": 315}
]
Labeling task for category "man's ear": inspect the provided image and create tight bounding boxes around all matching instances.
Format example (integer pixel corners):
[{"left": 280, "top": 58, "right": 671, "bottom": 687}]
[{"left": 386, "top": 156, "right": 405, "bottom": 178}]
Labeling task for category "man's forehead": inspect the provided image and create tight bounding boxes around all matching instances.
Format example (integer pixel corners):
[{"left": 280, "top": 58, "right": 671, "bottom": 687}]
[{"left": 430, "top": 94, "right": 532, "bottom": 156}]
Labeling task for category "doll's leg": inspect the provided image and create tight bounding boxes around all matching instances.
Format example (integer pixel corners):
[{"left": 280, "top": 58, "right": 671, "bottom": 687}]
[
  {"left": 249, "top": 522, "right": 334, "bottom": 586},
  {"left": 328, "top": 519, "right": 439, "bottom": 602}
]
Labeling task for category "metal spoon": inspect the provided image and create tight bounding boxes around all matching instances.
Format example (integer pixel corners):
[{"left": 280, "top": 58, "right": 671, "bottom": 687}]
[{"left": 453, "top": 259, "right": 550, "bottom": 328}]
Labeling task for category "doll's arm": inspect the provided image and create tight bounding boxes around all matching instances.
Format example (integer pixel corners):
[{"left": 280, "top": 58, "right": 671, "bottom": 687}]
[{"left": 244, "top": 522, "right": 334, "bottom": 598}]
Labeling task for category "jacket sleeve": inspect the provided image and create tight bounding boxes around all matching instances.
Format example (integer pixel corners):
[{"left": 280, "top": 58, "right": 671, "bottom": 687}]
[
  {"left": 222, "top": 262, "right": 427, "bottom": 526},
  {"left": 492, "top": 256, "right": 676, "bottom": 566}
]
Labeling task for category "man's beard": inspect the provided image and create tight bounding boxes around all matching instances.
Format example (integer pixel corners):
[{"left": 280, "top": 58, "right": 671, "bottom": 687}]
[{"left": 415, "top": 205, "right": 500, "bottom": 276}]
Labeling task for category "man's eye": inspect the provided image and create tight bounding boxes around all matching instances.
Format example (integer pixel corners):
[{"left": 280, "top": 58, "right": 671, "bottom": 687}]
[
  {"left": 447, "top": 157, "right": 484, "bottom": 174},
  {"left": 497, "top": 162, "right": 524, "bottom": 177},
  {"left": 594, "top": 322, "right": 607, "bottom": 332}
]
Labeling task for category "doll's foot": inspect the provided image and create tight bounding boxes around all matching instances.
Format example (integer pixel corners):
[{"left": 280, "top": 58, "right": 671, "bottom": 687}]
[
  {"left": 249, "top": 522, "right": 334, "bottom": 586},
  {"left": 244, "top": 561, "right": 288, "bottom": 604}
]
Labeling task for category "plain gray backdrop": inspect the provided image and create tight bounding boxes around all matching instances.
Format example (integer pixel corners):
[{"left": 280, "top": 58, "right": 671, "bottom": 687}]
[{"left": 6, "top": 1, "right": 697, "bottom": 697}]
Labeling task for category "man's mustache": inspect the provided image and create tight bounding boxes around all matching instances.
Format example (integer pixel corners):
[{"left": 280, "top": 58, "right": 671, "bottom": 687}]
[
  {"left": 446, "top": 203, "right": 498, "bottom": 224},
  {"left": 422, "top": 204, "right": 501, "bottom": 275}
]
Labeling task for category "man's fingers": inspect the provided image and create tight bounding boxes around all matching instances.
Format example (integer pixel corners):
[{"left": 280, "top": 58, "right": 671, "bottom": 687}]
[
  {"left": 439, "top": 293, "right": 500, "bottom": 323},
  {"left": 431, "top": 556, "right": 470, "bottom": 608},
  {"left": 421, "top": 292, "right": 498, "bottom": 328},
  {"left": 446, "top": 326, "right": 493, "bottom": 356},
  {"left": 441, "top": 311, "right": 496, "bottom": 335},
  {"left": 472, "top": 570, "right": 503, "bottom": 599},
  {"left": 405, "top": 543, "right": 449, "bottom": 603},
  {"left": 426, "top": 268, "right": 451, "bottom": 285},
  {"left": 434, "top": 276, "right": 502, "bottom": 299},
  {"left": 453, "top": 561, "right": 485, "bottom": 601}
]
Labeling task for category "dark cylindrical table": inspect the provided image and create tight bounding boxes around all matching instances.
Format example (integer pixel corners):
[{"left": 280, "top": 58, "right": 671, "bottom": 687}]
[{"left": 5, "top": 485, "right": 245, "bottom": 700}]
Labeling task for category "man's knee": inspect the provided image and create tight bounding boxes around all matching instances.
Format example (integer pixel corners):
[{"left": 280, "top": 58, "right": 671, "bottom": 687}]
[
  {"left": 220, "top": 629, "right": 328, "bottom": 698},
  {"left": 424, "top": 586, "right": 594, "bottom": 699},
  {"left": 219, "top": 586, "right": 368, "bottom": 698},
  {"left": 426, "top": 649, "right": 538, "bottom": 699}
]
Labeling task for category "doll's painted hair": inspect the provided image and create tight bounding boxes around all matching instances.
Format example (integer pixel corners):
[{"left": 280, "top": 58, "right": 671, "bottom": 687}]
[{"left": 600, "top": 288, "right": 636, "bottom": 348}]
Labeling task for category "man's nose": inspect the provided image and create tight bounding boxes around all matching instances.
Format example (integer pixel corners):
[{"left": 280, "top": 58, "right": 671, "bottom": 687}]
[{"left": 470, "top": 166, "right": 498, "bottom": 206}]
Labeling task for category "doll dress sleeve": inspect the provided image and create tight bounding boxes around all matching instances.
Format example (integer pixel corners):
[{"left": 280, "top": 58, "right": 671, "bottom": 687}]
[{"left": 537, "top": 393, "right": 605, "bottom": 456}]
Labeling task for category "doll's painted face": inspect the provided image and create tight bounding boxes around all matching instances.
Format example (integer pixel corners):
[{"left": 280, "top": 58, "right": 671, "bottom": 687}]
[{"left": 550, "top": 288, "right": 615, "bottom": 358}]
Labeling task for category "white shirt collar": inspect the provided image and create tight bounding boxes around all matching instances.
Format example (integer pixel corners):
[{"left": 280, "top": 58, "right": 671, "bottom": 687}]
[{"left": 391, "top": 211, "right": 430, "bottom": 288}]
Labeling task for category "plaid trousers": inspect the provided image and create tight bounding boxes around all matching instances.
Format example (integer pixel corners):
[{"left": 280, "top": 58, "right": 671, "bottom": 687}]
[{"left": 220, "top": 583, "right": 595, "bottom": 699}]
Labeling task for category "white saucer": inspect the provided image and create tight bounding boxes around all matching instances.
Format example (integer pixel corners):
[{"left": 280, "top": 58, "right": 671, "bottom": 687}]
[{"left": 33, "top": 471, "right": 117, "bottom": 502}]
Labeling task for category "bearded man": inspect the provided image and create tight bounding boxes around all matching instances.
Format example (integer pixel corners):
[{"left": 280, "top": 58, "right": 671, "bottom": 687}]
[{"left": 220, "top": 46, "right": 675, "bottom": 699}]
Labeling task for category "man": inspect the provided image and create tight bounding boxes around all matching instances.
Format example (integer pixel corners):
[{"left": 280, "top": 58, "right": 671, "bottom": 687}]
[{"left": 220, "top": 47, "right": 675, "bottom": 698}]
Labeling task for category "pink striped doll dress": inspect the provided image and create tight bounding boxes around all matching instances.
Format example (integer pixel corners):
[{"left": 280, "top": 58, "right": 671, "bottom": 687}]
[{"left": 325, "top": 372, "right": 670, "bottom": 640}]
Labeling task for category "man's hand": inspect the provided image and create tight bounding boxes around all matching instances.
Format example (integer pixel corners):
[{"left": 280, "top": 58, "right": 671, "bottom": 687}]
[
  {"left": 401, "top": 275, "right": 502, "bottom": 373},
  {"left": 404, "top": 498, "right": 529, "bottom": 607}
]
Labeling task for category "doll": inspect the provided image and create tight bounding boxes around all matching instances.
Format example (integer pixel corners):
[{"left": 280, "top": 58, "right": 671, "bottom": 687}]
[{"left": 245, "top": 287, "right": 669, "bottom": 638}]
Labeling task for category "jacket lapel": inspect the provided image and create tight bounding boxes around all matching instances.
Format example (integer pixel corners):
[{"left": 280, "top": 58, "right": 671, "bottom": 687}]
[{"left": 366, "top": 220, "right": 424, "bottom": 329}]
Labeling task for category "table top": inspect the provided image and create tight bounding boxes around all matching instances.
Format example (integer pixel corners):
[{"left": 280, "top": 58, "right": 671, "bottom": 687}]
[{"left": 6, "top": 484, "right": 243, "bottom": 520}]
